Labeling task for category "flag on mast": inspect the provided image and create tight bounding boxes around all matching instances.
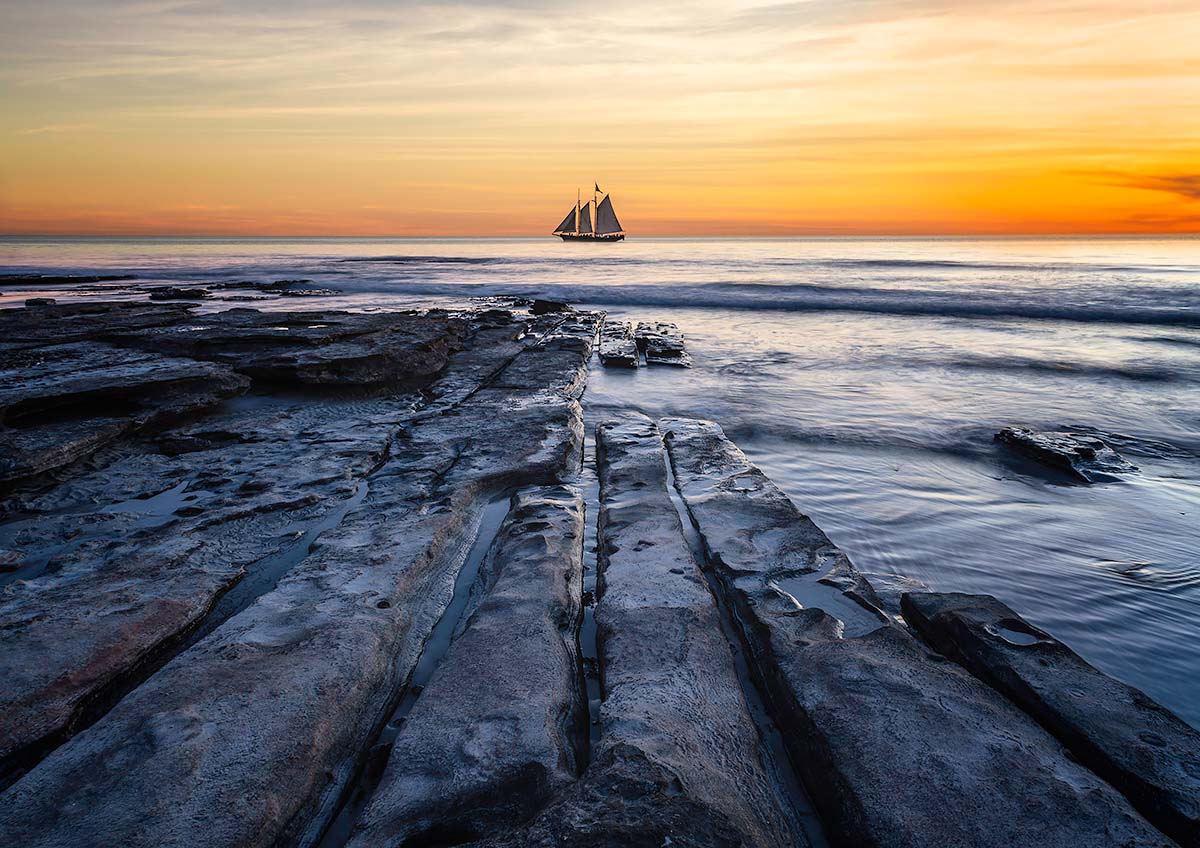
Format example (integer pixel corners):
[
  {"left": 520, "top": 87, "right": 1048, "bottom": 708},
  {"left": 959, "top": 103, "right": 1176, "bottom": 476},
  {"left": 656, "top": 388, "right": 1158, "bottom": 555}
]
[{"left": 595, "top": 182, "right": 601, "bottom": 193}]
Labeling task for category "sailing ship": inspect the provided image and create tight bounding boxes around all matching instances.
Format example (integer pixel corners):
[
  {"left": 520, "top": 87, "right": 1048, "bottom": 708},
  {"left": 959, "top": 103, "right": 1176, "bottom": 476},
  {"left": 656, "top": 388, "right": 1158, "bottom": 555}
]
[{"left": 553, "top": 183, "right": 625, "bottom": 241}]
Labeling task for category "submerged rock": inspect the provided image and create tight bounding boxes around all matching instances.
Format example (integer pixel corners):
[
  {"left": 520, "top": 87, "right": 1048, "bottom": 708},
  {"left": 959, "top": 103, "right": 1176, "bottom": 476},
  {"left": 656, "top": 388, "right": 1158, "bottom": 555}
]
[
  {"left": 995, "top": 426, "right": 1138, "bottom": 482},
  {"left": 902, "top": 591, "right": 1200, "bottom": 847},
  {"left": 148, "top": 286, "right": 210, "bottom": 300},
  {"left": 347, "top": 486, "right": 586, "bottom": 847},
  {"left": 662, "top": 417, "right": 1172, "bottom": 848}
]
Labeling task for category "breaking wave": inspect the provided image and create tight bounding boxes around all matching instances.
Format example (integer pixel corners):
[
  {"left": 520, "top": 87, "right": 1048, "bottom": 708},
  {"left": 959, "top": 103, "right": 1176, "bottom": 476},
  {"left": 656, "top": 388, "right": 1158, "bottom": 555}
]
[{"left": 324, "top": 278, "right": 1200, "bottom": 328}]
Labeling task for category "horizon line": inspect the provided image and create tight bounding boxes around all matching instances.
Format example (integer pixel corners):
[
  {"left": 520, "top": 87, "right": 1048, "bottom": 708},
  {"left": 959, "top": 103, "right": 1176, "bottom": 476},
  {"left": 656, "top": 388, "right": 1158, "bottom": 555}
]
[{"left": 3, "top": 232, "right": 1198, "bottom": 240}]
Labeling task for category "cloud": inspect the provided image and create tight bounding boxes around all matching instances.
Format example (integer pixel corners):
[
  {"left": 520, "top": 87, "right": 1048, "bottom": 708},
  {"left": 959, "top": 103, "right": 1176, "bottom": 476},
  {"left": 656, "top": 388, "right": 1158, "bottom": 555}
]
[{"left": 1111, "top": 173, "right": 1200, "bottom": 203}]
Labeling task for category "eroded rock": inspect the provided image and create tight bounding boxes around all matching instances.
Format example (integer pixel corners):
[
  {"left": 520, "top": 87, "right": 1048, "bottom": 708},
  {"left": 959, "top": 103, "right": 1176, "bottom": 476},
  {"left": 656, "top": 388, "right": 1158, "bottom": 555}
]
[
  {"left": 0, "top": 341, "right": 248, "bottom": 486},
  {"left": 0, "top": 311, "right": 601, "bottom": 848},
  {"left": 662, "top": 417, "right": 1172, "bottom": 848},
  {"left": 592, "top": 414, "right": 803, "bottom": 847},
  {"left": 347, "top": 485, "right": 586, "bottom": 847},
  {"left": 902, "top": 591, "right": 1200, "bottom": 847},
  {"left": 635, "top": 321, "right": 691, "bottom": 367},
  {"left": 995, "top": 426, "right": 1138, "bottom": 482},
  {"left": 120, "top": 308, "right": 467, "bottom": 388},
  {"left": 149, "top": 286, "right": 210, "bottom": 301},
  {"left": 598, "top": 321, "right": 639, "bottom": 368}
]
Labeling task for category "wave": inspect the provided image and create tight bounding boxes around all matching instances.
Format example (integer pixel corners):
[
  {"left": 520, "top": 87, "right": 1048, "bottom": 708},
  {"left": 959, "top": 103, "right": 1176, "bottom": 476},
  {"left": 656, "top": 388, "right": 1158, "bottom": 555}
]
[
  {"left": 338, "top": 256, "right": 505, "bottom": 265},
  {"left": 317, "top": 278, "right": 1200, "bottom": 328},
  {"left": 334, "top": 254, "right": 1200, "bottom": 275},
  {"left": 939, "top": 354, "right": 1182, "bottom": 383}
]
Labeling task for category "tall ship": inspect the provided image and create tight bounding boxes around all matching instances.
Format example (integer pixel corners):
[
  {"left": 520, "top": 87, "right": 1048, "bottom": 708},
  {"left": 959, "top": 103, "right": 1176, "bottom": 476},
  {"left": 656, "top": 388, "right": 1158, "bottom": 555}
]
[{"left": 553, "top": 183, "right": 625, "bottom": 241}]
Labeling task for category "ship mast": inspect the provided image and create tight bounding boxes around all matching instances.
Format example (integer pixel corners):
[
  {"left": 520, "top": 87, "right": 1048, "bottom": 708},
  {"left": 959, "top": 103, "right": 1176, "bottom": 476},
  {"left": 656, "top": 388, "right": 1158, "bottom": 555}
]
[{"left": 576, "top": 188, "right": 581, "bottom": 234}]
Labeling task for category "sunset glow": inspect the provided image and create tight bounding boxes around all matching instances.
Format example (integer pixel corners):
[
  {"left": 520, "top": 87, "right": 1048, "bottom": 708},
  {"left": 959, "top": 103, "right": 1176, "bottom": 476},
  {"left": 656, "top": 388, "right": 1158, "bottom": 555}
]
[{"left": 2, "top": 0, "right": 1198, "bottom": 235}]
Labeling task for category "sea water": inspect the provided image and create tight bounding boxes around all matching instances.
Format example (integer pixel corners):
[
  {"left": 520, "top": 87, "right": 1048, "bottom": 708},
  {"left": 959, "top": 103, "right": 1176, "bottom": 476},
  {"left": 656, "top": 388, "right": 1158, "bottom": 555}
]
[{"left": 3, "top": 235, "right": 1198, "bottom": 726}]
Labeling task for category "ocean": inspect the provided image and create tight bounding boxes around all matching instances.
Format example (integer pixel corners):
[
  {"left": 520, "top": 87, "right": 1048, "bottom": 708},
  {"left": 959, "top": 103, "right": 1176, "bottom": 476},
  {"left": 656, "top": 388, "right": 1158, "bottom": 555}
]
[{"left": 3, "top": 235, "right": 1199, "bottom": 726}]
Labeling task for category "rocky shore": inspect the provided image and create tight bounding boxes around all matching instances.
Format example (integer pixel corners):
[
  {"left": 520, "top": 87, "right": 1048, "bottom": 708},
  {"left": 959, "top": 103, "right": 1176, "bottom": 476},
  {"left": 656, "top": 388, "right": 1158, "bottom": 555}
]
[{"left": 0, "top": 301, "right": 1196, "bottom": 847}]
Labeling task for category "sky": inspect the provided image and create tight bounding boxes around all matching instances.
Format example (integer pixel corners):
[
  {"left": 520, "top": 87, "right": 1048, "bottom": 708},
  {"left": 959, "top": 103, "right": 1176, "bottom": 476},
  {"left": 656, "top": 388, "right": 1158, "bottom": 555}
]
[{"left": 1, "top": 0, "right": 1198, "bottom": 236}]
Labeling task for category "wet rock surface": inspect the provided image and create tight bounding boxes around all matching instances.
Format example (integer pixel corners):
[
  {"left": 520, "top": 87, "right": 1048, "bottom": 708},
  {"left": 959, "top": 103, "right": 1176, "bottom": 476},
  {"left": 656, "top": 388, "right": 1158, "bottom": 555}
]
[
  {"left": 902, "top": 591, "right": 1200, "bottom": 847},
  {"left": 598, "top": 320, "right": 639, "bottom": 368},
  {"left": 995, "top": 425, "right": 1138, "bottom": 482},
  {"left": 635, "top": 321, "right": 691, "bottom": 367},
  {"left": 346, "top": 486, "right": 586, "bottom": 847},
  {"left": 0, "top": 304, "right": 595, "bottom": 844},
  {"left": 591, "top": 415, "right": 803, "bottom": 847},
  {"left": 662, "top": 417, "right": 1173, "bottom": 848},
  {"left": 1, "top": 340, "right": 248, "bottom": 487},
  {"left": 0, "top": 299, "right": 1187, "bottom": 848}
]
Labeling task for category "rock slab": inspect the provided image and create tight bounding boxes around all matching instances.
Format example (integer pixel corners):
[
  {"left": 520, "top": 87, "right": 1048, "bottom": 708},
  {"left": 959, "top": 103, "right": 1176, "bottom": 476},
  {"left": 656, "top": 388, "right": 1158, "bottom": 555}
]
[
  {"left": 903, "top": 591, "right": 1200, "bottom": 848},
  {"left": 662, "top": 417, "right": 1173, "bottom": 848},
  {"left": 598, "top": 321, "right": 639, "bottom": 368},
  {"left": 347, "top": 485, "right": 586, "bottom": 847},
  {"left": 593, "top": 414, "right": 802, "bottom": 847},
  {"left": 635, "top": 321, "right": 691, "bottom": 367}
]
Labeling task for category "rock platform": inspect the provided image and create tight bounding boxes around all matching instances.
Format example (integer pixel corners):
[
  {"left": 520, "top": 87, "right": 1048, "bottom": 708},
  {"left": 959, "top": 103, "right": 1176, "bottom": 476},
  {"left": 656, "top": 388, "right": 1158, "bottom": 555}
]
[{"left": 0, "top": 302, "right": 1192, "bottom": 847}]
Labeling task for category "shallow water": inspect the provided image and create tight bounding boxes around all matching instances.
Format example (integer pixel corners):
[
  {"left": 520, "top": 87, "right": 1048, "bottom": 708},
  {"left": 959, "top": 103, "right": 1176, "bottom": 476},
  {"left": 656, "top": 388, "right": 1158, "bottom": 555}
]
[{"left": 3, "top": 235, "right": 1198, "bottom": 726}]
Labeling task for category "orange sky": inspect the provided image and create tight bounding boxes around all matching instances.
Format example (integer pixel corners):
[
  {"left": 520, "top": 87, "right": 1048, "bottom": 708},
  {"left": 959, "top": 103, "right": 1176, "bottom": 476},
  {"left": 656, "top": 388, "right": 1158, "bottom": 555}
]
[{"left": 1, "top": 0, "right": 1198, "bottom": 236}]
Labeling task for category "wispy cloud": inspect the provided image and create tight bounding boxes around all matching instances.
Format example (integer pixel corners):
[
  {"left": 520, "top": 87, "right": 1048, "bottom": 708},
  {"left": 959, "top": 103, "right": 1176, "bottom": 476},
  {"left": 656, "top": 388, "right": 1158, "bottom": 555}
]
[{"left": 1106, "top": 173, "right": 1200, "bottom": 203}]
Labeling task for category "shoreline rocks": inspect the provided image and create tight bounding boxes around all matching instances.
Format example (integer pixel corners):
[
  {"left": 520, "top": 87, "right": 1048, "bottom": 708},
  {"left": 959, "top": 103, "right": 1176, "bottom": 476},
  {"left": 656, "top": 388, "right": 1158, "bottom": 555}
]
[
  {"left": 662, "top": 417, "right": 1173, "bottom": 848},
  {"left": 635, "top": 321, "right": 691, "bottom": 367},
  {"left": 995, "top": 426, "right": 1138, "bottom": 482},
  {"left": 591, "top": 414, "right": 803, "bottom": 846},
  {"left": 903, "top": 591, "right": 1200, "bottom": 847},
  {"left": 598, "top": 321, "right": 639, "bottom": 368},
  {"left": 347, "top": 486, "right": 586, "bottom": 847},
  {"left": 0, "top": 299, "right": 1190, "bottom": 848},
  {"left": 0, "top": 308, "right": 601, "bottom": 846}
]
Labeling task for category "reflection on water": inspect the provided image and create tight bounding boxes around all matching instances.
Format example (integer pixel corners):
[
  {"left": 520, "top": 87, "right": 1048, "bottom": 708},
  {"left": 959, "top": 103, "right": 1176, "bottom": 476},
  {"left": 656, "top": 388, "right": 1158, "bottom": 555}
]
[{"left": 3, "top": 235, "right": 1199, "bottom": 726}]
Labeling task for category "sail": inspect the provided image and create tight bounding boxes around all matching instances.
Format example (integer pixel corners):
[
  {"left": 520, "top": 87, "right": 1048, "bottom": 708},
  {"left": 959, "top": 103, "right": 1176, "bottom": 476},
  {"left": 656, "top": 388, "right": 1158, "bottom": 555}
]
[
  {"left": 595, "top": 195, "right": 623, "bottom": 234},
  {"left": 578, "top": 202, "right": 593, "bottom": 234},
  {"left": 554, "top": 206, "right": 577, "bottom": 234}
]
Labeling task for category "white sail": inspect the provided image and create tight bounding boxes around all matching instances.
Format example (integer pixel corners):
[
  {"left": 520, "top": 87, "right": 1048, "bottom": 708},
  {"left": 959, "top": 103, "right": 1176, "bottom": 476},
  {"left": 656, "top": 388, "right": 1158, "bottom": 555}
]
[
  {"left": 595, "top": 195, "right": 623, "bottom": 234},
  {"left": 554, "top": 206, "right": 577, "bottom": 234},
  {"left": 578, "top": 202, "right": 593, "bottom": 234}
]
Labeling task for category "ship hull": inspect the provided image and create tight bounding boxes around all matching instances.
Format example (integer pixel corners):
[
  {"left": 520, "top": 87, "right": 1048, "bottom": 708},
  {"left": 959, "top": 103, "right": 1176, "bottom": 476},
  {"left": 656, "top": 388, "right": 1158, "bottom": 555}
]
[{"left": 557, "top": 233, "right": 624, "bottom": 242}]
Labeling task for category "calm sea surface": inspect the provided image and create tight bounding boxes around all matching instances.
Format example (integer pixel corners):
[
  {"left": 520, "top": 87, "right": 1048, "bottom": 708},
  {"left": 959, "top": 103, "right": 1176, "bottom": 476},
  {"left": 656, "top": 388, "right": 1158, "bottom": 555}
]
[{"left": 3, "top": 236, "right": 1199, "bottom": 725}]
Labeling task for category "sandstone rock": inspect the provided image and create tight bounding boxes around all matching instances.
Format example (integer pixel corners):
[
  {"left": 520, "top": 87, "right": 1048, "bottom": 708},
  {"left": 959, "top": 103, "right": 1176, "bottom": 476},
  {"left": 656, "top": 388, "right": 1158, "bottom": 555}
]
[
  {"left": 0, "top": 311, "right": 595, "bottom": 848},
  {"left": 635, "top": 321, "right": 691, "bottom": 367},
  {"left": 347, "top": 485, "right": 586, "bottom": 847},
  {"left": 0, "top": 394, "right": 405, "bottom": 786},
  {"left": 592, "top": 414, "right": 802, "bottom": 847},
  {"left": 121, "top": 308, "right": 467, "bottom": 388},
  {"left": 902, "top": 591, "right": 1200, "bottom": 847},
  {"left": 0, "top": 341, "right": 248, "bottom": 486},
  {"left": 995, "top": 426, "right": 1137, "bottom": 482},
  {"left": 598, "top": 320, "right": 639, "bottom": 368},
  {"left": 148, "top": 286, "right": 210, "bottom": 300},
  {"left": 662, "top": 417, "right": 1172, "bottom": 848},
  {"left": 530, "top": 298, "right": 571, "bottom": 315},
  {"left": 0, "top": 301, "right": 194, "bottom": 349}
]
